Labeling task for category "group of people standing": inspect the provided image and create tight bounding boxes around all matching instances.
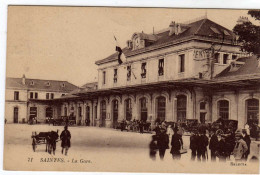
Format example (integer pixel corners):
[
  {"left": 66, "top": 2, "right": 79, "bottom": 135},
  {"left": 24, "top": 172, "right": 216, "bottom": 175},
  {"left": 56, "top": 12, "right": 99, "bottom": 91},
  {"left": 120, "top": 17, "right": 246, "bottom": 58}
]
[
  {"left": 149, "top": 122, "right": 253, "bottom": 162},
  {"left": 208, "top": 128, "right": 250, "bottom": 162},
  {"left": 150, "top": 122, "right": 184, "bottom": 160}
]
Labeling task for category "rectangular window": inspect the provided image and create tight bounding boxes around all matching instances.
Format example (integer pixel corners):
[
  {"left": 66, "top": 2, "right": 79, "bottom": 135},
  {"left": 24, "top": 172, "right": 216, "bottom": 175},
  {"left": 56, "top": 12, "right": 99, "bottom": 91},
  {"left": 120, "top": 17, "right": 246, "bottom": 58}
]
[
  {"left": 214, "top": 53, "right": 220, "bottom": 63},
  {"left": 46, "top": 93, "right": 49, "bottom": 99},
  {"left": 14, "top": 91, "right": 19, "bottom": 100},
  {"left": 141, "top": 62, "right": 147, "bottom": 78},
  {"left": 158, "top": 59, "right": 164, "bottom": 76},
  {"left": 30, "top": 92, "right": 33, "bottom": 99},
  {"left": 114, "top": 69, "right": 117, "bottom": 83},
  {"left": 102, "top": 71, "right": 106, "bottom": 85},
  {"left": 51, "top": 93, "right": 54, "bottom": 99},
  {"left": 127, "top": 65, "right": 131, "bottom": 81},
  {"left": 223, "top": 54, "right": 229, "bottom": 64},
  {"left": 179, "top": 54, "right": 185, "bottom": 73},
  {"left": 35, "top": 92, "right": 38, "bottom": 99}
]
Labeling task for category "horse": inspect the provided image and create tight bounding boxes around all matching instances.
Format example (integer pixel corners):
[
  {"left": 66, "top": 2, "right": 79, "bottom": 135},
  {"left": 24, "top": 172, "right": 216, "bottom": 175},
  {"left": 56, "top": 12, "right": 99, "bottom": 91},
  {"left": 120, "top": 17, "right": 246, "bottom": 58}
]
[{"left": 42, "top": 130, "right": 59, "bottom": 155}]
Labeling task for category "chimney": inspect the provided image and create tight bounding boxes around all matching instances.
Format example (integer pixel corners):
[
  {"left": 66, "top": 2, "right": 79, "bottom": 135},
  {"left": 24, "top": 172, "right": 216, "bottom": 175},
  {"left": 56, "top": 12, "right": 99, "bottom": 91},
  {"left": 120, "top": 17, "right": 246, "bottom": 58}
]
[
  {"left": 176, "top": 24, "right": 182, "bottom": 35},
  {"left": 22, "top": 74, "right": 26, "bottom": 85},
  {"left": 169, "top": 21, "right": 176, "bottom": 36}
]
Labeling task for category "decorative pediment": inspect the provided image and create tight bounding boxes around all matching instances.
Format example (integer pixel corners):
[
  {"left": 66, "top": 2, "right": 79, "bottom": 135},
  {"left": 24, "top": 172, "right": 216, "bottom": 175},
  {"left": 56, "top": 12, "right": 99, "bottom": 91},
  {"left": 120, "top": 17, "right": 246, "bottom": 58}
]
[{"left": 131, "top": 32, "right": 158, "bottom": 50}]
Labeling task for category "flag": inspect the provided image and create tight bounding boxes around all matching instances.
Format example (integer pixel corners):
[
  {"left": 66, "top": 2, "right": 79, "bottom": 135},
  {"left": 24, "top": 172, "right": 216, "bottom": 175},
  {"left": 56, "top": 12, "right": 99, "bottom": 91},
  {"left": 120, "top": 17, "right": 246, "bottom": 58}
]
[{"left": 114, "top": 36, "right": 126, "bottom": 64}]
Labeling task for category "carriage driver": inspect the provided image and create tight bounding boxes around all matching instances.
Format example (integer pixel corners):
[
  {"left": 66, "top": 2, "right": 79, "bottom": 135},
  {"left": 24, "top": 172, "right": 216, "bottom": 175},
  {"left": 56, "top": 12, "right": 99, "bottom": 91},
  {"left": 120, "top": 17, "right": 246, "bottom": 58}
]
[{"left": 60, "top": 125, "right": 71, "bottom": 156}]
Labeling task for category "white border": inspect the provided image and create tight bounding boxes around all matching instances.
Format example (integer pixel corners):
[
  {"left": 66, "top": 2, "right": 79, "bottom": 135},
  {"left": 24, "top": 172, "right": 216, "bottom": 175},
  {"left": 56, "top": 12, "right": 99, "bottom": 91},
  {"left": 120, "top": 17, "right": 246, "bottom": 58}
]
[{"left": 1, "top": 1, "right": 260, "bottom": 175}]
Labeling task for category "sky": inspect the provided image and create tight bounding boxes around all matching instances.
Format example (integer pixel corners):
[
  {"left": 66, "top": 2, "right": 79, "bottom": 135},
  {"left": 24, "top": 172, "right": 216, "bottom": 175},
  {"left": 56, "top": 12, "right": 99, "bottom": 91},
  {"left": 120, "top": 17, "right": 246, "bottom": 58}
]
[{"left": 5, "top": 6, "right": 256, "bottom": 86}]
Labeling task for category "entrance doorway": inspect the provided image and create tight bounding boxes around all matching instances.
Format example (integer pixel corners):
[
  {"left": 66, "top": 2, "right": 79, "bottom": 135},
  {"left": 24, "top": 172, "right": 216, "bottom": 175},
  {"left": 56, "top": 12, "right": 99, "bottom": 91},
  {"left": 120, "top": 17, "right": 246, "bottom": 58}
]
[
  {"left": 46, "top": 107, "right": 53, "bottom": 118},
  {"left": 13, "top": 107, "right": 18, "bottom": 123},
  {"left": 125, "top": 99, "right": 132, "bottom": 121},
  {"left": 112, "top": 100, "right": 119, "bottom": 128},
  {"left": 100, "top": 101, "right": 106, "bottom": 127},
  {"left": 140, "top": 98, "right": 147, "bottom": 121},
  {"left": 86, "top": 106, "right": 90, "bottom": 126},
  {"left": 200, "top": 112, "right": 206, "bottom": 124},
  {"left": 30, "top": 107, "right": 37, "bottom": 121}
]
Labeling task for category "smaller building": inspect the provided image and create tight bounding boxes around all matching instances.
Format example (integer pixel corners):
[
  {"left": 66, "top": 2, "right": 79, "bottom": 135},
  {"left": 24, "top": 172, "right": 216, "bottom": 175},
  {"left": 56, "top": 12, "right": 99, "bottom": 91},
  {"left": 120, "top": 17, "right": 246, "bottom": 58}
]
[{"left": 5, "top": 75, "right": 78, "bottom": 123}]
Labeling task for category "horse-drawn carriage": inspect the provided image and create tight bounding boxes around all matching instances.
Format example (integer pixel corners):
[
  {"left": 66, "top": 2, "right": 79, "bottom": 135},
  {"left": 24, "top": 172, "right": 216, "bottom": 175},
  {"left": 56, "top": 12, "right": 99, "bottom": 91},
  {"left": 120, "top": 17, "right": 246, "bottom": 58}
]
[
  {"left": 31, "top": 130, "right": 59, "bottom": 154},
  {"left": 51, "top": 116, "right": 76, "bottom": 126},
  {"left": 115, "top": 120, "right": 152, "bottom": 133},
  {"left": 211, "top": 118, "right": 238, "bottom": 133}
]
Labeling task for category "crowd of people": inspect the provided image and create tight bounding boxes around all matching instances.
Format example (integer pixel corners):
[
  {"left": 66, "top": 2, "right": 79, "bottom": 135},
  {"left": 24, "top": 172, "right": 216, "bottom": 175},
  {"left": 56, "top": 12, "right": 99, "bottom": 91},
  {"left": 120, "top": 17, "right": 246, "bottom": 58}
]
[
  {"left": 150, "top": 122, "right": 184, "bottom": 160},
  {"left": 119, "top": 119, "right": 151, "bottom": 133},
  {"left": 149, "top": 121, "right": 255, "bottom": 162}
]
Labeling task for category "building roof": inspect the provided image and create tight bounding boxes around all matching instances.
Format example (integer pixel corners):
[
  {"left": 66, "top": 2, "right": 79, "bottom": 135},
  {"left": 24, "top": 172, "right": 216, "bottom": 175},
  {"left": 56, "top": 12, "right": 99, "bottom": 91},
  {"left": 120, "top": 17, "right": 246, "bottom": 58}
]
[
  {"left": 215, "top": 56, "right": 260, "bottom": 79},
  {"left": 95, "top": 18, "right": 236, "bottom": 65},
  {"left": 52, "top": 81, "right": 98, "bottom": 101},
  {"left": 6, "top": 77, "right": 78, "bottom": 92}
]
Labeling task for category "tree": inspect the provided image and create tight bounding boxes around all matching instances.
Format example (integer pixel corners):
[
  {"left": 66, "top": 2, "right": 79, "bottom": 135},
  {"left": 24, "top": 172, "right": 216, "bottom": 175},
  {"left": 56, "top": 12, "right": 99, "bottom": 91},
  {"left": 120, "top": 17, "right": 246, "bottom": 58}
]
[{"left": 233, "top": 10, "right": 260, "bottom": 56}]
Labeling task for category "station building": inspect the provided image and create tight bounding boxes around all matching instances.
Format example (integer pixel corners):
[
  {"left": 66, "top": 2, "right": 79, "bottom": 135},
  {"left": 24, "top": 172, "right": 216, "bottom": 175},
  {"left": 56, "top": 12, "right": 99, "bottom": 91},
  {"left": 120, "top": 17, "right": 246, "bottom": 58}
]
[
  {"left": 7, "top": 17, "right": 259, "bottom": 130},
  {"left": 54, "top": 17, "right": 260, "bottom": 129}
]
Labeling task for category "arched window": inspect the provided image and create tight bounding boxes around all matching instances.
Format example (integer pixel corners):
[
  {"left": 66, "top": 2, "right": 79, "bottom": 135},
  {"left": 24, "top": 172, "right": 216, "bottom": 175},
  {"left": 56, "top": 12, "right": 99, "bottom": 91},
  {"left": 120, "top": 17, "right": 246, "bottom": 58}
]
[
  {"left": 125, "top": 99, "right": 132, "bottom": 121},
  {"left": 218, "top": 100, "right": 229, "bottom": 120},
  {"left": 177, "top": 95, "right": 187, "bottom": 122},
  {"left": 140, "top": 97, "right": 148, "bottom": 121},
  {"left": 157, "top": 96, "right": 166, "bottom": 122},
  {"left": 246, "top": 98, "right": 259, "bottom": 125},
  {"left": 200, "top": 102, "right": 206, "bottom": 110}
]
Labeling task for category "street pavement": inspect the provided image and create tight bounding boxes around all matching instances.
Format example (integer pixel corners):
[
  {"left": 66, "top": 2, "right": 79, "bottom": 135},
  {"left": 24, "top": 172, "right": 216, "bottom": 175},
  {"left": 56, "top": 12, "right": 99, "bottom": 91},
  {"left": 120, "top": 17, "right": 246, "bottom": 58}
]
[{"left": 3, "top": 124, "right": 259, "bottom": 173}]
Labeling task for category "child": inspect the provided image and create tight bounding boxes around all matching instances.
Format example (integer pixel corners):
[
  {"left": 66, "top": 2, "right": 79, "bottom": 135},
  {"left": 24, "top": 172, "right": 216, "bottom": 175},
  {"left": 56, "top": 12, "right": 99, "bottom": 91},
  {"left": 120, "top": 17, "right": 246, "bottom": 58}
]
[{"left": 149, "top": 135, "right": 158, "bottom": 160}]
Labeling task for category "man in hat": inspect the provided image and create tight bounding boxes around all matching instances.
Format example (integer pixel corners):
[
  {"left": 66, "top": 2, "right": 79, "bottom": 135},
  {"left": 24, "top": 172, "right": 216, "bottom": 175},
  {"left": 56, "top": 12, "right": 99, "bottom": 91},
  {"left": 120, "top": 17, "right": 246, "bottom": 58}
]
[
  {"left": 149, "top": 135, "right": 158, "bottom": 160},
  {"left": 60, "top": 125, "right": 71, "bottom": 156},
  {"left": 197, "top": 130, "right": 209, "bottom": 162},
  {"left": 232, "top": 130, "right": 248, "bottom": 162},
  {"left": 215, "top": 129, "right": 227, "bottom": 162},
  {"left": 242, "top": 129, "right": 251, "bottom": 161},
  {"left": 157, "top": 127, "right": 169, "bottom": 160},
  {"left": 190, "top": 130, "right": 198, "bottom": 161},
  {"left": 170, "top": 127, "right": 183, "bottom": 160},
  {"left": 209, "top": 130, "right": 218, "bottom": 162}
]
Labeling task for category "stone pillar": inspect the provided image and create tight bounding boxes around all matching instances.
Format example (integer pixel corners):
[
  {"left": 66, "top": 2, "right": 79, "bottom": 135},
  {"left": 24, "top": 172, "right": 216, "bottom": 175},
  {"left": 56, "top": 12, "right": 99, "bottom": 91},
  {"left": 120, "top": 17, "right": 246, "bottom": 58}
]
[
  {"left": 96, "top": 99, "right": 101, "bottom": 127},
  {"left": 173, "top": 97, "right": 177, "bottom": 122}
]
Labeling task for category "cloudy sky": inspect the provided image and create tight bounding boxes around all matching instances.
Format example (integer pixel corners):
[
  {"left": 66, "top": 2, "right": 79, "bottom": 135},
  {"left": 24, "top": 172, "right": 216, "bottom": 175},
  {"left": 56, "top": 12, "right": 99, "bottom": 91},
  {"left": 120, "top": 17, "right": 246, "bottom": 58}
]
[{"left": 6, "top": 6, "right": 255, "bottom": 86}]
